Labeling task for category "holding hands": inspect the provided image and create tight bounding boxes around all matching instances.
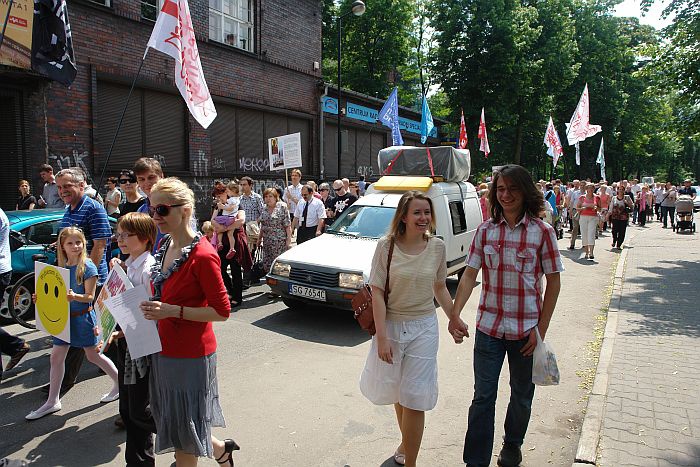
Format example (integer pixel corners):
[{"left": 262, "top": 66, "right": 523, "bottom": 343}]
[{"left": 448, "top": 317, "right": 469, "bottom": 344}]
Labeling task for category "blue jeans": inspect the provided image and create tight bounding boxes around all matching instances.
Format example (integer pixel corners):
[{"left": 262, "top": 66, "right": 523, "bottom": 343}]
[{"left": 463, "top": 330, "right": 535, "bottom": 467}]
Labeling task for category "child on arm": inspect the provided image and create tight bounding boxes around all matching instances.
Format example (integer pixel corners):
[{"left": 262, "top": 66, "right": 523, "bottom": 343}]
[{"left": 211, "top": 181, "right": 240, "bottom": 260}]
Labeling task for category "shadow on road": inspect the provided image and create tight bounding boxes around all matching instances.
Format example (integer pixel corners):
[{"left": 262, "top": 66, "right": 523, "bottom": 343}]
[
  {"left": 251, "top": 305, "right": 370, "bottom": 347},
  {"left": 619, "top": 258, "right": 700, "bottom": 338}
]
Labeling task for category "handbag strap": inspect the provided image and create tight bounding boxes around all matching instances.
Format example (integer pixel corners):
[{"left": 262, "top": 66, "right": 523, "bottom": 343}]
[{"left": 384, "top": 239, "right": 395, "bottom": 303}]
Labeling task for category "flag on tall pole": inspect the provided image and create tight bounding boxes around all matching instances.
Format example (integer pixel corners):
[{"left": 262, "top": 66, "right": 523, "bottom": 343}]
[
  {"left": 543, "top": 117, "right": 563, "bottom": 168},
  {"left": 478, "top": 108, "right": 490, "bottom": 158},
  {"left": 378, "top": 87, "right": 404, "bottom": 146},
  {"left": 565, "top": 83, "right": 601, "bottom": 166},
  {"left": 458, "top": 108, "right": 468, "bottom": 149},
  {"left": 596, "top": 137, "right": 605, "bottom": 180},
  {"left": 31, "top": 0, "right": 77, "bottom": 86},
  {"left": 419, "top": 95, "right": 434, "bottom": 144},
  {"left": 146, "top": 0, "right": 216, "bottom": 129}
]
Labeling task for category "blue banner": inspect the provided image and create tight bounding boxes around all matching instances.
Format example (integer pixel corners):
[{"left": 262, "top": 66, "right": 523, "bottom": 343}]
[{"left": 322, "top": 96, "right": 437, "bottom": 138}]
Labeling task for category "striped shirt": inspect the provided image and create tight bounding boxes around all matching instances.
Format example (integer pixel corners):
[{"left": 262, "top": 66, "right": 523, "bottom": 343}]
[
  {"left": 239, "top": 192, "right": 264, "bottom": 222},
  {"left": 467, "top": 215, "right": 564, "bottom": 340},
  {"left": 61, "top": 195, "right": 112, "bottom": 285}
]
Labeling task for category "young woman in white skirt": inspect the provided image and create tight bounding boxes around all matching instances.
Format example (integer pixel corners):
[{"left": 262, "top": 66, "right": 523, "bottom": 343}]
[{"left": 360, "top": 190, "right": 469, "bottom": 467}]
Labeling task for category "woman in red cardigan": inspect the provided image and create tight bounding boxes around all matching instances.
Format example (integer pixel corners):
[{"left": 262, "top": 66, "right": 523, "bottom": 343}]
[{"left": 139, "top": 177, "right": 238, "bottom": 467}]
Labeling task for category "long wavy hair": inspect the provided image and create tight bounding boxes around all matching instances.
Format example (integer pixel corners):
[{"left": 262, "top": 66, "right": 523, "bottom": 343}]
[
  {"left": 387, "top": 190, "right": 435, "bottom": 241},
  {"left": 57, "top": 227, "right": 88, "bottom": 285},
  {"left": 488, "top": 165, "right": 544, "bottom": 222}
]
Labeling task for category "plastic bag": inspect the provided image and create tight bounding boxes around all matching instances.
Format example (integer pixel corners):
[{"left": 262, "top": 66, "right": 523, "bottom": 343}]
[{"left": 531, "top": 328, "right": 560, "bottom": 386}]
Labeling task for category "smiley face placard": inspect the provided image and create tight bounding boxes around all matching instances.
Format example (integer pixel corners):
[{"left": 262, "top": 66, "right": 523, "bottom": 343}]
[{"left": 35, "top": 262, "right": 71, "bottom": 342}]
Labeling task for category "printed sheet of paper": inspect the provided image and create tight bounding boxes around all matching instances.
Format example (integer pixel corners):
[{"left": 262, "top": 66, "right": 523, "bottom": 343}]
[
  {"left": 103, "top": 285, "right": 162, "bottom": 359},
  {"left": 95, "top": 266, "right": 133, "bottom": 354},
  {"left": 34, "top": 262, "right": 71, "bottom": 342}
]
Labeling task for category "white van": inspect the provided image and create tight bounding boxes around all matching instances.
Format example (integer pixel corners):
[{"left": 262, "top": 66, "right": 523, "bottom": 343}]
[{"left": 266, "top": 175, "right": 483, "bottom": 310}]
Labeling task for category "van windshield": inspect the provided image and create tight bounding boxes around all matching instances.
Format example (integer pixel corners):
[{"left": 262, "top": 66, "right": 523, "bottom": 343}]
[{"left": 326, "top": 205, "right": 395, "bottom": 239}]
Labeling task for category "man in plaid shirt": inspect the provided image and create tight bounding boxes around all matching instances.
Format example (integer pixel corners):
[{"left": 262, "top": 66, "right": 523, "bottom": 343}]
[{"left": 450, "top": 164, "right": 564, "bottom": 467}]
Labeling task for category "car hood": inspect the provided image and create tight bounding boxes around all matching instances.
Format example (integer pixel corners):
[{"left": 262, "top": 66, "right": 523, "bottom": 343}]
[{"left": 275, "top": 233, "right": 379, "bottom": 278}]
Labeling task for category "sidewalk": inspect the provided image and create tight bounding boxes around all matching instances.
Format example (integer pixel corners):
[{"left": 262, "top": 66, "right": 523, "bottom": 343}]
[{"left": 575, "top": 222, "right": 700, "bottom": 467}]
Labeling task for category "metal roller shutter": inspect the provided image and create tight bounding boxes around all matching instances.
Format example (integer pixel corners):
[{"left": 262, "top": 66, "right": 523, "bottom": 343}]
[
  {"left": 144, "top": 90, "right": 186, "bottom": 171},
  {"left": 209, "top": 104, "right": 237, "bottom": 175},
  {"left": 0, "top": 89, "right": 25, "bottom": 211},
  {"left": 355, "top": 128, "right": 371, "bottom": 180},
  {"left": 340, "top": 127, "right": 356, "bottom": 179},
  {"left": 370, "top": 132, "right": 387, "bottom": 179},
  {"left": 95, "top": 82, "right": 143, "bottom": 174},
  {"left": 238, "top": 108, "right": 264, "bottom": 169}
]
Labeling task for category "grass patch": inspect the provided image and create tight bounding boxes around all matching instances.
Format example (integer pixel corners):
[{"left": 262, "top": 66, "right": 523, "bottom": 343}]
[{"left": 576, "top": 254, "right": 620, "bottom": 405}]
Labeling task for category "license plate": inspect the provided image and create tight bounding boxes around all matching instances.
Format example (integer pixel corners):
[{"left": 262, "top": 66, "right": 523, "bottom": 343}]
[{"left": 289, "top": 284, "right": 326, "bottom": 301}]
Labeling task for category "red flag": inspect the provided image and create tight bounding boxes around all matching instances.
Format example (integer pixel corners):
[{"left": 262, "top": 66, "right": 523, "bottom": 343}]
[
  {"left": 146, "top": 0, "right": 216, "bottom": 128},
  {"left": 478, "top": 108, "right": 490, "bottom": 158},
  {"left": 458, "top": 109, "right": 468, "bottom": 149}
]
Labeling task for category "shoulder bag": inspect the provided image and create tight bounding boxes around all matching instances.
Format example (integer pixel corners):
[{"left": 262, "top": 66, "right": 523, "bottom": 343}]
[{"left": 352, "top": 239, "right": 395, "bottom": 336}]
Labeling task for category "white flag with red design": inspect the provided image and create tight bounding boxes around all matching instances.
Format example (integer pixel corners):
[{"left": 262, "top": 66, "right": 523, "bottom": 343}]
[
  {"left": 458, "top": 109, "right": 468, "bottom": 149},
  {"left": 565, "top": 83, "right": 601, "bottom": 146},
  {"left": 146, "top": 0, "right": 217, "bottom": 129},
  {"left": 478, "top": 107, "right": 490, "bottom": 157},
  {"left": 543, "top": 116, "right": 563, "bottom": 167}
]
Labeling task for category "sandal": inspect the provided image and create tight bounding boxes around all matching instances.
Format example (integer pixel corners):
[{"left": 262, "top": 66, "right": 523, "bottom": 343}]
[
  {"left": 216, "top": 438, "right": 241, "bottom": 466},
  {"left": 226, "top": 249, "right": 236, "bottom": 260},
  {"left": 393, "top": 449, "right": 406, "bottom": 465}
]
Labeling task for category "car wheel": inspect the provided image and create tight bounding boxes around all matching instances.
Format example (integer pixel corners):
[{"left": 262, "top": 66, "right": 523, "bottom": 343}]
[
  {"left": 0, "top": 289, "right": 13, "bottom": 322},
  {"left": 8, "top": 274, "right": 36, "bottom": 329},
  {"left": 282, "top": 297, "right": 305, "bottom": 310}
]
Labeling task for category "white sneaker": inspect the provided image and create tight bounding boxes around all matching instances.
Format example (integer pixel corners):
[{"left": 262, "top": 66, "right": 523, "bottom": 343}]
[
  {"left": 26, "top": 402, "right": 62, "bottom": 420},
  {"left": 100, "top": 392, "right": 119, "bottom": 403}
]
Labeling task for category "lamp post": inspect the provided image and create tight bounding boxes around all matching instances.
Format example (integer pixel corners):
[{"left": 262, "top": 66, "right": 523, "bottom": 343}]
[{"left": 337, "top": 0, "right": 365, "bottom": 178}]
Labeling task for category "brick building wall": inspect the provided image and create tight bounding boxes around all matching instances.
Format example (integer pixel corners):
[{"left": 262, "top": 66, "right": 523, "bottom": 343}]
[{"left": 0, "top": 0, "right": 322, "bottom": 218}]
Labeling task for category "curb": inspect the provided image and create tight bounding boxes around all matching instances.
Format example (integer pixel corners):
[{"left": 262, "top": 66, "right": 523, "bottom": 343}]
[{"left": 572, "top": 231, "right": 635, "bottom": 466}]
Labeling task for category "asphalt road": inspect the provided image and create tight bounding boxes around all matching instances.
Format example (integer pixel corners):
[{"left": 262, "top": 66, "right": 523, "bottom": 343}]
[{"left": 1, "top": 229, "right": 620, "bottom": 466}]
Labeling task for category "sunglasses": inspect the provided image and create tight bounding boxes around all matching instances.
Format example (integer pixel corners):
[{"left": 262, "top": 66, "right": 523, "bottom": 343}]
[
  {"left": 334, "top": 188, "right": 343, "bottom": 192},
  {"left": 112, "top": 232, "right": 136, "bottom": 242},
  {"left": 148, "top": 203, "right": 185, "bottom": 217},
  {"left": 119, "top": 178, "right": 135, "bottom": 184}
]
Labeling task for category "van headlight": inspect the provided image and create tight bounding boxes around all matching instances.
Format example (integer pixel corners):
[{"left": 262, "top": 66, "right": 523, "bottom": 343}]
[
  {"left": 339, "top": 272, "right": 364, "bottom": 289},
  {"left": 272, "top": 261, "right": 291, "bottom": 277}
]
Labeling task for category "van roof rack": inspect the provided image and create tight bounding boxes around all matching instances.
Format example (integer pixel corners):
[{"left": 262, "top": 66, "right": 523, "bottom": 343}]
[{"left": 372, "top": 176, "right": 434, "bottom": 192}]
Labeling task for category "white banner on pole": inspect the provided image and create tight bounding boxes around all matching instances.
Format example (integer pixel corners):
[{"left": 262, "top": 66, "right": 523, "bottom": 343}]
[{"left": 268, "top": 132, "right": 302, "bottom": 171}]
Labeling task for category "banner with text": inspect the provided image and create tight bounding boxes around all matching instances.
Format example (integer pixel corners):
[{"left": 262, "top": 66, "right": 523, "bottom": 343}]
[
  {"left": 268, "top": 132, "right": 302, "bottom": 171},
  {"left": 0, "top": 0, "right": 34, "bottom": 69}
]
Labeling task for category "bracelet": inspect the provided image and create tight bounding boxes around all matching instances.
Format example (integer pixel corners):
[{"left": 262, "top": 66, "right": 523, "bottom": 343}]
[{"left": 179, "top": 305, "right": 184, "bottom": 320}]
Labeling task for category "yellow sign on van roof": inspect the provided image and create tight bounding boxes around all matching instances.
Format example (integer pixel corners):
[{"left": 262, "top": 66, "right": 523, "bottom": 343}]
[{"left": 372, "top": 176, "right": 433, "bottom": 192}]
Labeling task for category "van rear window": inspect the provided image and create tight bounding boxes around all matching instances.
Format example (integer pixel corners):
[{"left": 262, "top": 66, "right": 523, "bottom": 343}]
[{"left": 449, "top": 201, "right": 467, "bottom": 234}]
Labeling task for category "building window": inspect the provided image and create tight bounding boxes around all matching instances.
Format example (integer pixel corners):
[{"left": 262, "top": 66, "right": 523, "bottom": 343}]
[
  {"left": 142, "top": 0, "right": 162, "bottom": 21},
  {"left": 89, "top": 0, "right": 111, "bottom": 6},
  {"left": 209, "top": 0, "right": 253, "bottom": 52}
]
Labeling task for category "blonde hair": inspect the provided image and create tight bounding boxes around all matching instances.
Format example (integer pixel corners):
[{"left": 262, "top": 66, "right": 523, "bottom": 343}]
[
  {"left": 387, "top": 191, "right": 434, "bottom": 241},
  {"left": 201, "top": 221, "right": 214, "bottom": 234},
  {"left": 263, "top": 187, "right": 280, "bottom": 201},
  {"left": 117, "top": 212, "right": 157, "bottom": 251},
  {"left": 150, "top": 177, "right": 195, "bottom": 220},
  {"left": 226, "top": 180, "right": 239, "bottom": 194},
  {"left": 57, "top": 227, "right": 88, "bottom": 285},
  {"left": 290, "top": 169, "right": 302, "bottom": 177}
]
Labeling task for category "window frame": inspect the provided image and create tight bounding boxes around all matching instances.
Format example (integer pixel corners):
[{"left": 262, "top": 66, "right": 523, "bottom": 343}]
[
  {"left": 141, "top": 0, "right": 164, "bottom": 22},
  {"left": 449, "top": 200, "right": 468, "bottom": 235},
  {"left": 208, "top": 0, "right": 254, "bottom": 53}
]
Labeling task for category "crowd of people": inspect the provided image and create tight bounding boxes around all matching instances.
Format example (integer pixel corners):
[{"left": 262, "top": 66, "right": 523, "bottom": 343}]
[{"left": 0, "top": 159, "right": 697, "bottom": 466}]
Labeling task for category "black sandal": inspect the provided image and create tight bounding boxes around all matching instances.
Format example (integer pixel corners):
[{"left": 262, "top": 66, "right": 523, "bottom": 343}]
[{"left": 216, "top": 438, "right": 241, "bottom": 466}]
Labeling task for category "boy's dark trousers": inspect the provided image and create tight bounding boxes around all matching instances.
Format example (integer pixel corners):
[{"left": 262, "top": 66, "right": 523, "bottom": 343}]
[{"left": 116, "top": 338, "right": 156, "bottom": 466}]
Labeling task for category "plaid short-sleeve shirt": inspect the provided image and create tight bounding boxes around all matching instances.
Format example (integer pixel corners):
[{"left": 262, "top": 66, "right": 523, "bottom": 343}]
[{"left": 467, "top": 215, "right": 564, "bottom": 340}]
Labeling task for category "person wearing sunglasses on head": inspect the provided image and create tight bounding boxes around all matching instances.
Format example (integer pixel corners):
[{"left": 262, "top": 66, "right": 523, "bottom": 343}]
[
  {"left": 116, "top": 169, "right": 146, "bottom": 218},
  {"left": 139, "top": 177, "right": 239, "bottom": 467}
]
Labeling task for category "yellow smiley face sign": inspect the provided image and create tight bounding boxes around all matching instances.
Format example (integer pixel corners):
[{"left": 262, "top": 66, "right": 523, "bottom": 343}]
[{"left": 34, "top": 262, "right": 71, "bottom": 342}]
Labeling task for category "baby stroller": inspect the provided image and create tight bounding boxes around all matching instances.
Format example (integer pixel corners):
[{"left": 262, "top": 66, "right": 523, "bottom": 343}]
[{"left": 673, "top": 195, "right": 695, "bottom": 233}]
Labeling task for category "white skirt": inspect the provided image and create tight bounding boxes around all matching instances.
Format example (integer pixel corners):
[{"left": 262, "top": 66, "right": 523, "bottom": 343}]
[{"left": 359, "top": 313, "right": 439, "bottom": 411}]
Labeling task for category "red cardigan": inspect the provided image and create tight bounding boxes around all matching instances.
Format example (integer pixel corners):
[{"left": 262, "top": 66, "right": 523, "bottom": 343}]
[{"left": 158, "top": 237, "right": 231, "bottom": 358}]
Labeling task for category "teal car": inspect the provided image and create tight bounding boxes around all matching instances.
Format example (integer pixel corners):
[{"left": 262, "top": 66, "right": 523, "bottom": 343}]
[{"left": 1, "top": 208, "right": 119, "bottom": 322}]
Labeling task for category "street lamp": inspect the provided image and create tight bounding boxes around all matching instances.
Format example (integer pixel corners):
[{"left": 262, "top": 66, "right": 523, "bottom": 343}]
[{"left": 337, "top": 0, "right": 365, "bottom": 178}]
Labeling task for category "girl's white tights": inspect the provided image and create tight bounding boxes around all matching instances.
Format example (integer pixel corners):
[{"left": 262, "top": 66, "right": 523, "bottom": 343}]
[{"left": 37, "top": 344, "right": 119, "bottom": 411}]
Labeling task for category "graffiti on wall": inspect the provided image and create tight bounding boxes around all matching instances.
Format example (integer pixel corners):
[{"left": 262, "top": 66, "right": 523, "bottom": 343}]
[
  {"left": 357, "top": 165, "right": 375, "bottom": 177},
  {"left": 192, "top": 150, "right": 208, "bottom": 177},
  {"left": 49, "top": 150, "right": 92, "bottom": 180},
  {"left": 239, "top": 155, "right": 270, "bottom": 173},
  {"left": 212, "top": 157, "right": 226, "bottom": 172}
]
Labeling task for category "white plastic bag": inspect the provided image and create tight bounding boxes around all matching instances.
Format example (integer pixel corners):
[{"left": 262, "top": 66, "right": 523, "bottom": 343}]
[{"left": 531, "top": 328, "right": 560, "bottom": 386}]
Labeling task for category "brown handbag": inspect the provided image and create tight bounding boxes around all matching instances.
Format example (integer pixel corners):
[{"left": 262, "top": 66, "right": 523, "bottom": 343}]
[{"left": 352, "top": 239, "right": 394, "bottom": 335}]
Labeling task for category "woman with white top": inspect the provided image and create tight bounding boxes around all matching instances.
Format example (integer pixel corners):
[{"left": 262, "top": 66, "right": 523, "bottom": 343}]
[
  {"left": 576, "top": 183, "right": 601, "bottom": 260},
  {"left": 104, "top": 177, "right": 122, "bottom": 217},
  {"left": 360, "top": 190, "right": 466, "bottom": 467}
]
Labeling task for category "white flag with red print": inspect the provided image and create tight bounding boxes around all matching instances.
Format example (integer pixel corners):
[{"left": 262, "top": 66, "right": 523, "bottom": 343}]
[
  {"left": 478, "top": 108, "right": 490, "bottom": 157},
  {"left": 458, "top": 109, "right": 468, "bottom": 149},
  {"left": 146, "top": 0, "right": 217, "bottom": 129},
  {"left": 543, "top": 116, "right": 563, "bottom": 167},
  {"left": 565, "top": 83, "right": 601, "bottom": 146}
]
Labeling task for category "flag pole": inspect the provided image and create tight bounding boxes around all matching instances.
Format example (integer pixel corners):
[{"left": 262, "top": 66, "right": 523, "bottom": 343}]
[
  {"left": 95, "top": 51, "right": 149, "bottom": 190},
  {"left": 0, "top": 0, "right": 14, "bottom": 50}
]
